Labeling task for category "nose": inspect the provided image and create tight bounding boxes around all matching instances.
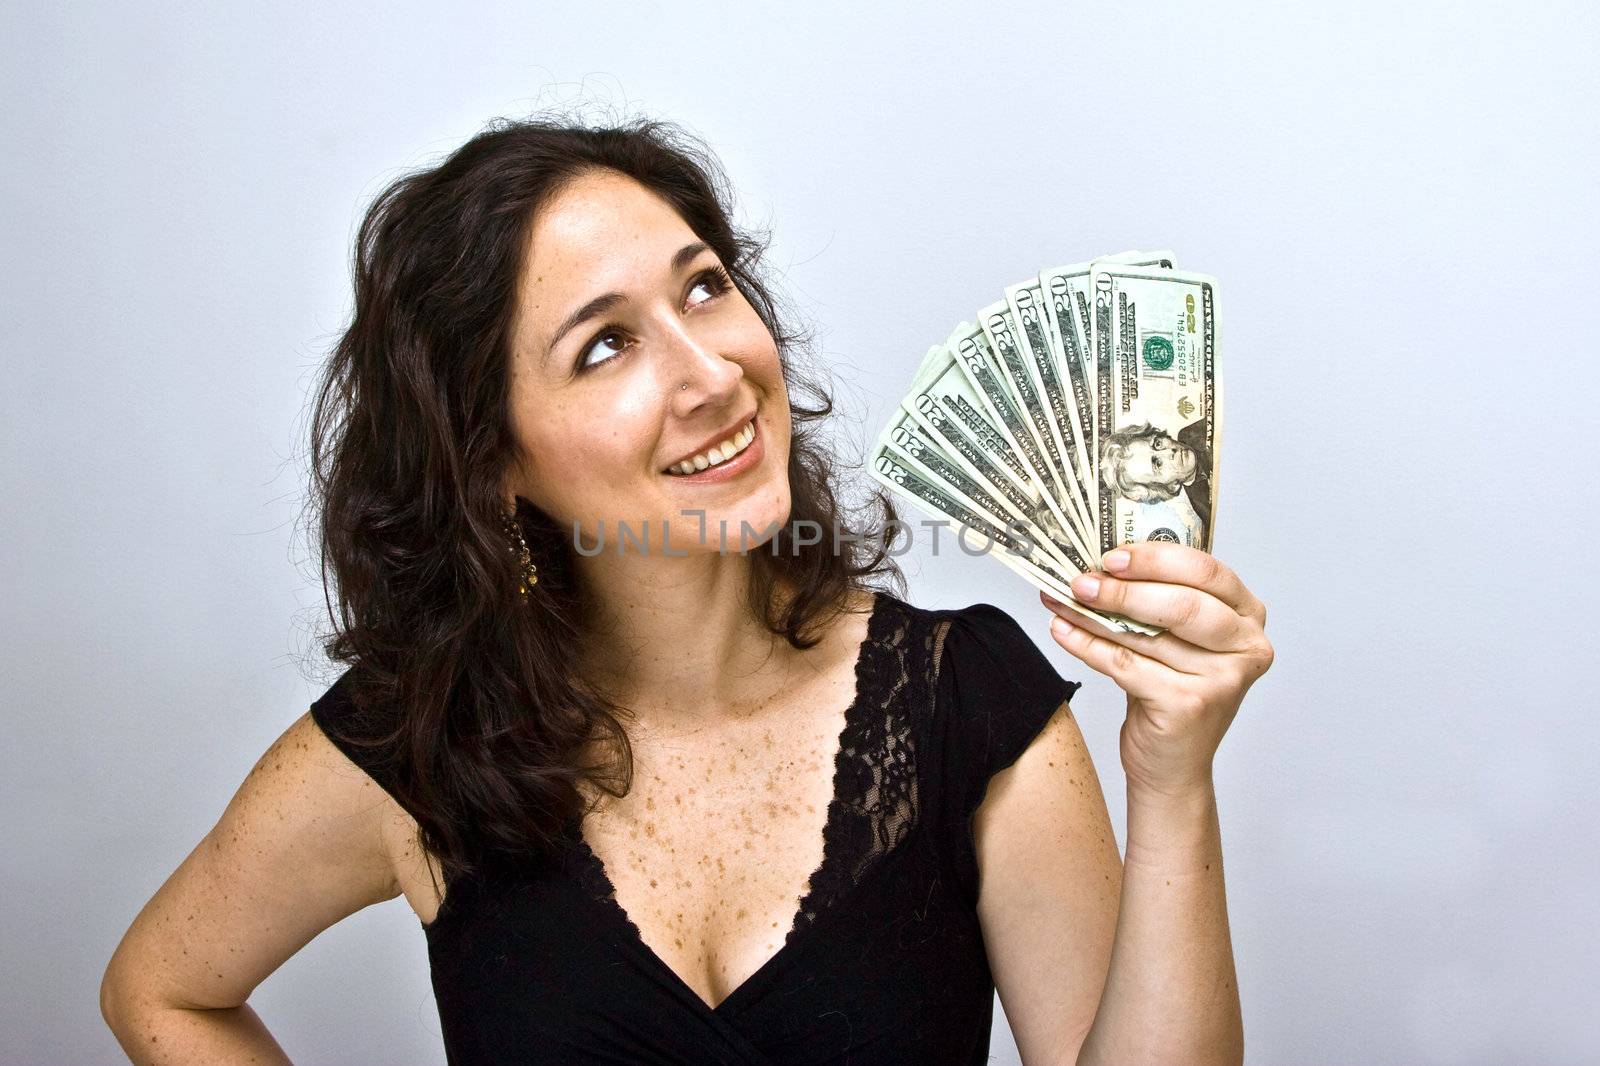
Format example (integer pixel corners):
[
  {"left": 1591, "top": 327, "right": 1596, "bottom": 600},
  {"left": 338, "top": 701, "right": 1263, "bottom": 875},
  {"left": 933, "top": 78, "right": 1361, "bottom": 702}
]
[{"left": 664, "top": 320, "right": 743, "bottom": 411}]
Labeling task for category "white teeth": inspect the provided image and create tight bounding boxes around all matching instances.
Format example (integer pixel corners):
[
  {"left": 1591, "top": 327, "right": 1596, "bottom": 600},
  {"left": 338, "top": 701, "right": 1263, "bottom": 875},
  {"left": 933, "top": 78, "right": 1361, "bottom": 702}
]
[{"left": 667, "top": 418, "right": 756, "bottom": 476}]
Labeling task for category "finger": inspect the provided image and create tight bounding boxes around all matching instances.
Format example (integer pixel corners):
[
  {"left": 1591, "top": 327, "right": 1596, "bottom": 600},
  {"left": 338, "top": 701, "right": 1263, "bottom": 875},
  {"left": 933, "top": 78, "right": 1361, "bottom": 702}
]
[
  {"left": 1040, "top": 592, "right": 1214, "bottom": 675},
  {"left": 1069, "top": 571, "right": 1251, "bottom": 653},
  {"left": 1046, "top": 611, "right": 1183, "bottom": 702},
  {"left": 1100, "top": 543, "right": 1266, "bottom": 624}
]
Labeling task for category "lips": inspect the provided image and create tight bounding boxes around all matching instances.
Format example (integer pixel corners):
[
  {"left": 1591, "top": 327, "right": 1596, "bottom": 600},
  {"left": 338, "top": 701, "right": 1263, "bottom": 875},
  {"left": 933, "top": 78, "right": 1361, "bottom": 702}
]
[{"left": 661, "top": 411, "right": 758, "bottom": 473}]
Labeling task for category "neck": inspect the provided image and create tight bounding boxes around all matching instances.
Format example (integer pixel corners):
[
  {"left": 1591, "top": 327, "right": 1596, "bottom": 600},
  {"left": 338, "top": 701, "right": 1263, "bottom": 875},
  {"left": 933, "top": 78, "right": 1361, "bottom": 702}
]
[{"left": 571, "top": 549, "right": 804, "bottom": 734}]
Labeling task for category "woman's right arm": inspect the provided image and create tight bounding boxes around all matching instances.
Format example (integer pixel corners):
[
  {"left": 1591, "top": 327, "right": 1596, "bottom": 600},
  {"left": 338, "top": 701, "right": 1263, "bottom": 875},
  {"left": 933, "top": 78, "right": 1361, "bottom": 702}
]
[{"left": 100, "top": 710, "right": 403, "bottom": 1064}]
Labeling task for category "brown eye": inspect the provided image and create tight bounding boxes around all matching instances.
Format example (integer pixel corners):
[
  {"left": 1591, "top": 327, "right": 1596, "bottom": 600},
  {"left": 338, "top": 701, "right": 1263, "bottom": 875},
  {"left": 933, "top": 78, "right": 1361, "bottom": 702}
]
[
  {"left": 579, "top": 330, "right": 630, "bottom": 371},
  {"left": 686, "top": 278, "right": 718, "bottom": 308},
  {"left": 687, "top": 265, "right": 733, "bottom": 309}
]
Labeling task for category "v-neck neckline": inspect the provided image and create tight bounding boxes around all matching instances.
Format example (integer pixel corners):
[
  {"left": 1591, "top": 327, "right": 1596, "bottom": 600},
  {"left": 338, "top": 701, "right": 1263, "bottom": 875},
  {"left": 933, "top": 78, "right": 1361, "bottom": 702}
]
[{"left": 566, "top": 589, "right": 893, "bottom": 1017}]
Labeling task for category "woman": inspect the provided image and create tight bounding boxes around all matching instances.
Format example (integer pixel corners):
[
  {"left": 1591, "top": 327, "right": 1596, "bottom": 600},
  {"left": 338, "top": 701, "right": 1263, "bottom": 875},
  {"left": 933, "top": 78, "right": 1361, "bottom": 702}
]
[{"left": 100, "top": 115, "right": 1273, "bottom": 1065}]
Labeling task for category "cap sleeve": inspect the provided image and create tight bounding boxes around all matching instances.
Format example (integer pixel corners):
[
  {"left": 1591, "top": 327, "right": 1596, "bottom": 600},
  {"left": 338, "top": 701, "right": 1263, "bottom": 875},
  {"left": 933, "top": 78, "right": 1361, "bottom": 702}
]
[
  {"left": 307, "top": 666, "right": 414, "bottom": 817},
  {"left": 934, "top": 602, "right": 1081, "bottom": 908}
]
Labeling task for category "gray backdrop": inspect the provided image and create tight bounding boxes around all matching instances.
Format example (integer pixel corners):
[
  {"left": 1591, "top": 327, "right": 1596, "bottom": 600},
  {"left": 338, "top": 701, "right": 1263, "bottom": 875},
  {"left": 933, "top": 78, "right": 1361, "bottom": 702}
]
[{"left": 4, "top": 1, "right": 1597, "bottom": 1063}]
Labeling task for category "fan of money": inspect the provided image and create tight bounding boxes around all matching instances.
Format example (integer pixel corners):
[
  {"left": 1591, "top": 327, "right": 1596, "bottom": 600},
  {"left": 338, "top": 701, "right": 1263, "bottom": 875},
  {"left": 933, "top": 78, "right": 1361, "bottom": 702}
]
[{"left": 869, "top": 251, "right": 1220, "bottom": 636}]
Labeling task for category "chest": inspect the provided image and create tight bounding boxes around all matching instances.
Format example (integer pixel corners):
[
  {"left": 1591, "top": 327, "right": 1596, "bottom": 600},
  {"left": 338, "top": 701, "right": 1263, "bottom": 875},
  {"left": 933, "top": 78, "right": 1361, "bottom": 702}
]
[
  {"left": 401, "top": 598, "right": 1019, "bottom": 1063},
  {"left": 576, "top": 659, "right": 861, "bottom": 1011}
]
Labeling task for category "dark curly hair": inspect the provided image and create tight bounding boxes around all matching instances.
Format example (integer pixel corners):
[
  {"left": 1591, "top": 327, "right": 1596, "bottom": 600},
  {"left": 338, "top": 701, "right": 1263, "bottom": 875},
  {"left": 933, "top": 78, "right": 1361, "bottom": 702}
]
[{"left": 303, "top": 112, "right": 905, "bottom": 894}]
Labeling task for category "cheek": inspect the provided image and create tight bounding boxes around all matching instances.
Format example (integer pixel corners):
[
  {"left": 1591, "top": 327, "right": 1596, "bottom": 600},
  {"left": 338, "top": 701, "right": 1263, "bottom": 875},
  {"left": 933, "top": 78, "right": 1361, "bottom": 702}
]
[
  {"left": 727, "top": 305, "right": 781, "bottom": 370},
  {"left": 748, "top": 336, "right": 788, "bottom": 414},
  {"left": 518, "top": 395, "right": 657, "bottom": 507}
]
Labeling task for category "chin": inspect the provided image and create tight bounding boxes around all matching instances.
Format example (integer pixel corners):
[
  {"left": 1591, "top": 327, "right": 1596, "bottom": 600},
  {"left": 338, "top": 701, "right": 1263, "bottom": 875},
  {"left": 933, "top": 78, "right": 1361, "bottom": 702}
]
[
  {"left": 686, "top": 491, "right": 792, "bottom": 556},
  {"left": 650, "top": 424, "right": 793, "bottom": 552}
]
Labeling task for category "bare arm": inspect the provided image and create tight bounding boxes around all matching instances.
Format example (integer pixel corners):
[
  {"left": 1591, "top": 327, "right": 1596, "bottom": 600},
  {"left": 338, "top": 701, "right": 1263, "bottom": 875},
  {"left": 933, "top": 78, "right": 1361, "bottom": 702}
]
[
  {"left": 100, "top": 711, "right": 402, "bottom": 1064},
  {"left": 973, "top": 700, "right": 1121, "bottom": 1066},
  {"left": 973, "top": 702, "right": 1242, "bottom": 1066},
  {"left": 1074, "top": 779, "right": 1240, "bottom": 1066},
  {"left": 1036, "top": 541, "right": 1270, "bottom": 1065}
]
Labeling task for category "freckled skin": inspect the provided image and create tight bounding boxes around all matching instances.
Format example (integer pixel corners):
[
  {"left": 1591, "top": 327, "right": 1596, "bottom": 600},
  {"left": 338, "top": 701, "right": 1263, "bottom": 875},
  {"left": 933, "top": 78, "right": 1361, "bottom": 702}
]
[{"left": 533, "top": 586, "right": 879, "bottom": 1011}]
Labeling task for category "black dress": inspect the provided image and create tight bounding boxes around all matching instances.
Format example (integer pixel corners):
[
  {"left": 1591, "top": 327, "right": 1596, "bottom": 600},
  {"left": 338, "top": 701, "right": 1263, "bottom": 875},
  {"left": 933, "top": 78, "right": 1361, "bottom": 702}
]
[{"left": 309, "top": 590, "right": 1081, "bottom": 1065}]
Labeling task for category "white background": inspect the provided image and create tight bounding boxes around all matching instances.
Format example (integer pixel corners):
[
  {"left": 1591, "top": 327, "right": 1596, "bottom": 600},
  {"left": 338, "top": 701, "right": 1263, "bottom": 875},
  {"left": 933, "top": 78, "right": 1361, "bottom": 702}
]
[{"left": 4, "top": 1, "right": 1597, "bottom": 1062}]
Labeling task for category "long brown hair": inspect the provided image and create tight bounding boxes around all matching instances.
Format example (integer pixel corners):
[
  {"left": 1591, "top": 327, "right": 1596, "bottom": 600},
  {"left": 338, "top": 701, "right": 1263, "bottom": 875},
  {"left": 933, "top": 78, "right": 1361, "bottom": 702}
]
[{"left": 305, "top": 112, "right": 905, "bottom": 888}]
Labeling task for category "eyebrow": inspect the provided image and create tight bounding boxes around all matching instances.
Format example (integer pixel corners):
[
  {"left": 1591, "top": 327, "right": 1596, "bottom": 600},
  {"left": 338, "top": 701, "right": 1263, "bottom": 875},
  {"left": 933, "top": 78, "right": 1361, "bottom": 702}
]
[{"left": 542, "top": 241, "right": 712, "bottom": 364}]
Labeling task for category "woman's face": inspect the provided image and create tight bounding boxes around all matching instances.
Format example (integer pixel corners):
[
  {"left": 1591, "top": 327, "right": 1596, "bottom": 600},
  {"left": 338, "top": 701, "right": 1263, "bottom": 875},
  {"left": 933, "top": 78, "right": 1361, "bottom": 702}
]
[{"left": 504, "top": 168, "right": 792, "bottom": 557}]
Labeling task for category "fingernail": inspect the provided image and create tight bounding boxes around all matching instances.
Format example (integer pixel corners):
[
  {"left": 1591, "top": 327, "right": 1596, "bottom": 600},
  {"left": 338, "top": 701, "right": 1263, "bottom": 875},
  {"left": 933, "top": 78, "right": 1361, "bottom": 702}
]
[
  {"left": 1072, "top": 575, "right": 1100, "bottom": 601},
  {"left": 1103, "top": 549, "right": 1131, "bottom": 571}
]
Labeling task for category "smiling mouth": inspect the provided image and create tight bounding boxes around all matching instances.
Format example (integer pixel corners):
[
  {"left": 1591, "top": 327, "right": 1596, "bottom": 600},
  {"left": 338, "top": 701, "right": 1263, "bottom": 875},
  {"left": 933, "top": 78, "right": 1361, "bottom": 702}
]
[{"left": 663, "top": 415, "right": 759, "bottom": 476}]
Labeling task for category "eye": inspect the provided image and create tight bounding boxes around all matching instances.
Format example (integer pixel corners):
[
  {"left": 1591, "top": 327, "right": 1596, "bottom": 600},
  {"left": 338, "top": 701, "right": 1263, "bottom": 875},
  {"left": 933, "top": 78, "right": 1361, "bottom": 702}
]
[
  {"left": 574, "top": 265, "right": 734, "bottom": 374},
  {"left": 578, "top": 329, "right": 632, "bottom": 372},
  {"left": 686, "top": 278, "right": 717, "bottom": 308},
  {"left": 1152, "top": 455, "right": 1163, "bottom": 470},
  {"left": 687, "top": 264, "right": 734, "bottom": 307}
]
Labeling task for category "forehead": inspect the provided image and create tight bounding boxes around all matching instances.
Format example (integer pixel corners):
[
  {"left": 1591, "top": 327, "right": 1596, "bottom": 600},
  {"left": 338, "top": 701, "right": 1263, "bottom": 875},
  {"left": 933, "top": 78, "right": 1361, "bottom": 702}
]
[{"left": 523, "top": 170, "right": 694, "bottom": 286}]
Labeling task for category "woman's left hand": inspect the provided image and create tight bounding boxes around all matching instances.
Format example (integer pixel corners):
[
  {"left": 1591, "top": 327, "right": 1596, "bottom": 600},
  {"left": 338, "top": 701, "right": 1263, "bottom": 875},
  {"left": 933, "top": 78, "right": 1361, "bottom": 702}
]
[{"left": 1040, "top": 542, "right": 1274, "bottom": 798}]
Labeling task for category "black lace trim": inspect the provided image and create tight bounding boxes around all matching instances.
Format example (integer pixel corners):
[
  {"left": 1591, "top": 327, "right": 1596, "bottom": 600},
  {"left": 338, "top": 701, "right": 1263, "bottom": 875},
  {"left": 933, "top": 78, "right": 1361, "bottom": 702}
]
[{"left": 787, "top": 590, "right": 918, "bottom": 943}]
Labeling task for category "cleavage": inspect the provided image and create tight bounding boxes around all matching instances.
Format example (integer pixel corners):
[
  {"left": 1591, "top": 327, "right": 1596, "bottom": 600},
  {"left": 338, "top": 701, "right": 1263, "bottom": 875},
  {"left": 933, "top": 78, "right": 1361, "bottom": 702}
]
[{"left": 578, "top": 692, "right": 852, "bottom": 1010}]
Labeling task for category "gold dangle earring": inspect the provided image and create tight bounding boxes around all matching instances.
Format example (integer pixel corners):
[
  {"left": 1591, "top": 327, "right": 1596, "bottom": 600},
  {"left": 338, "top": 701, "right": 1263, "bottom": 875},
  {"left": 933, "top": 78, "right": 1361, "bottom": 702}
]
[{"left": 500, "top": 510, "right": 539, "bottom": 597}]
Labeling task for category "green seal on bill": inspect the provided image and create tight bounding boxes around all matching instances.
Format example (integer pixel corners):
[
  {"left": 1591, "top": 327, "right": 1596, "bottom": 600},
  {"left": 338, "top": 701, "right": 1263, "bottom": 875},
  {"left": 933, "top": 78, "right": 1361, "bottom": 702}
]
[{"left": 1142, "top": 335, "right": 1175, "bottom": 371}]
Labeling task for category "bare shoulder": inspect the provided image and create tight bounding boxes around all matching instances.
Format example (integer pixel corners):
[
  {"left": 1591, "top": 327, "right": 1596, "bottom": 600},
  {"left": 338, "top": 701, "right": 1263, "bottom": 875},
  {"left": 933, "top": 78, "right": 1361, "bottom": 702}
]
[
  {"left": 103, "top": 710, "right": 403, "bottom": 1014},
  {"left": 972, "top": 700, "right": 1122, "bottom": 1064},
  {"left": 833, "top": 585, "right": 883, "bottom": 645},
  {"left": 784, "top": 585, "right": 879, "bottom": 676}
]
